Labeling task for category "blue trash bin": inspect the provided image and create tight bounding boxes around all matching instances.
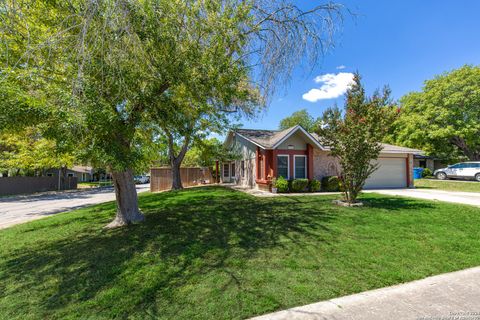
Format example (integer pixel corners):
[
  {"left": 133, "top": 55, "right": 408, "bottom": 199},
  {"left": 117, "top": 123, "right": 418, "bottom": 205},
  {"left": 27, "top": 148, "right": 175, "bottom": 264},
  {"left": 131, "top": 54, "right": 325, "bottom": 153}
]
[{"left": 413, "top": 167, "right": 424, "bottom": 179}]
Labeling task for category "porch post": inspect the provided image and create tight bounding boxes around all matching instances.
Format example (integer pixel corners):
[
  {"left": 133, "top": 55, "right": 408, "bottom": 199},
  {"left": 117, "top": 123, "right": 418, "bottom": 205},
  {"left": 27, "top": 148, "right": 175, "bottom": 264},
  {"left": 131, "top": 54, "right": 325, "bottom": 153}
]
[
  {"left": 307, "top": 144, "right": 313, "bottom": 180},
  {"left": 256, "top": 147, "right": 260, "bottom": 180}
]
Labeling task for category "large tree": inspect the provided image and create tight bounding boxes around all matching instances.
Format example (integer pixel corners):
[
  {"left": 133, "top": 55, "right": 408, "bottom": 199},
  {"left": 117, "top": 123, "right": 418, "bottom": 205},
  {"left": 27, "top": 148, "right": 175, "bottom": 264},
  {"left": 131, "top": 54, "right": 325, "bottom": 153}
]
[
  {"left": 279, "top": 109, "right": 317, "bottom": 131},
  {"left": 1, "top": 0, "right": 345, "bottom": 227},
  {"left": 388, "top": 65, "right": 480, "bottom": 161},
  {"left": 317, "top": 74, "right": 396, "bottom": 204}
]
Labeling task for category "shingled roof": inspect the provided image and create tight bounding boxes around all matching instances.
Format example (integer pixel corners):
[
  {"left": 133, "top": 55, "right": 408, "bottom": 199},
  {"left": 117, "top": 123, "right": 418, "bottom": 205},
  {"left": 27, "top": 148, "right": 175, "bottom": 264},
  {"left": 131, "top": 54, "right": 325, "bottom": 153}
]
[{"left": 233, "top": 126, "right": 422, "bottom": 154}]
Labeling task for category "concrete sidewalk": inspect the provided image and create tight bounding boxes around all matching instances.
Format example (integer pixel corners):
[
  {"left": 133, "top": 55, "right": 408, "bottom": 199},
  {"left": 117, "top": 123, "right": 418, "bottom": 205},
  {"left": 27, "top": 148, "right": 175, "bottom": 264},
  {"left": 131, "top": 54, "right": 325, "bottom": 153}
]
[{"left": 251, "top": 267, "right": 480, "bottom": 320}]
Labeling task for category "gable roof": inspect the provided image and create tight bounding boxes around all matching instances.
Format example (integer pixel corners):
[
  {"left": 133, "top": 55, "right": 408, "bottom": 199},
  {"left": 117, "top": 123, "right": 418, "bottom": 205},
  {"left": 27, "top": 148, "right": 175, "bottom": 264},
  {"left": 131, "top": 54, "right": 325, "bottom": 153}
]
[
  {"left": 231, "top": 126, "right": 422, "bottom": 154},
  {"left": 234, "top": 125, "right": 325, "bottom": 150}
]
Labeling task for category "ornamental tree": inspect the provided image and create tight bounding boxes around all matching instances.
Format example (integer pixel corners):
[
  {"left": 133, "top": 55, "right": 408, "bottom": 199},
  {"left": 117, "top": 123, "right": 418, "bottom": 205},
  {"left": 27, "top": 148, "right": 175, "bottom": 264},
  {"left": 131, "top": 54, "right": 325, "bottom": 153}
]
[
  {"left": 388, "top": 65, "right": 480, "bottom": 161},
  {"left": 316, "top": 74, "right": 396, "bottom": 204}
]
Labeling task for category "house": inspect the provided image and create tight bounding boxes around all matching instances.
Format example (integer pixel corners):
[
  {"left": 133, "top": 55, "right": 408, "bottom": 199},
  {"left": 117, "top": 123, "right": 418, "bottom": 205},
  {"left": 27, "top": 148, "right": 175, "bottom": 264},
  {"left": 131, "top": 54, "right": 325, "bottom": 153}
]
[
  {"left": 413, "top": 154, "right": 447, "bottom": 171},
  {"left": 45, "top": 166, "right": 95, "bottom": 182},
  {"left": 221, "top": 125, "right": 422, "bottom": 190}
]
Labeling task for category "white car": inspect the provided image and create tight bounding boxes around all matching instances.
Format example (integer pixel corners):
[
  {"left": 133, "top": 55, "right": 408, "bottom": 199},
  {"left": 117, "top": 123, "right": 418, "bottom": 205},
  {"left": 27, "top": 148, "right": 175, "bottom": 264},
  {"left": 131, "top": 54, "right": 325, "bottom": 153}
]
[
  {"left": 134, "top": 175, "right": 150, "bottom": 184},
  {"left": 434, "top": 162, "right": 480, "bottom": 181}
]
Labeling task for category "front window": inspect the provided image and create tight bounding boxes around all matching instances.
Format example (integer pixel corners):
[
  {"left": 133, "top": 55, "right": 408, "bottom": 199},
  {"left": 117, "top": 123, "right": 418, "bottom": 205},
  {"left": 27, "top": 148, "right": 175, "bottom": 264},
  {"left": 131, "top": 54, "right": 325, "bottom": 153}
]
[
  {"left": 231, "top": 163, "right": 236, "bottom": 177},
  {"left": 277, "top": 155, "right": 289, "bottom": 179},
  {"left": 294, "top": 155, "right": 307, "bottom": 179}
]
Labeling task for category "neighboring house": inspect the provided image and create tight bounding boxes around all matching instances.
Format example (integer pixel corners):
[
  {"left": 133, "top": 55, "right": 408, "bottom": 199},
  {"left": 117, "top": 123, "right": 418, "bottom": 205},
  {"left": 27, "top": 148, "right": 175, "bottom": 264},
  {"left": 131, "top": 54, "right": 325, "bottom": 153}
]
[
  {"left": 222, "top": 125, "right": 422, "bottom": 190},
  {"left": 46, "top": 166, "right": 95, "bottom": 182},
  {"left": 413, "top": 154, "right": 447, "bottom": 171}
]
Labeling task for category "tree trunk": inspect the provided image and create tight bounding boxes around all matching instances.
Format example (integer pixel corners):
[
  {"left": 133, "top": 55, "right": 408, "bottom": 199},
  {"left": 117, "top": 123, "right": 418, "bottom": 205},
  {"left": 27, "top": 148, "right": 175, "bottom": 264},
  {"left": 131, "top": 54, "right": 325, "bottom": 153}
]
[
  {"left": 171, "top": 160, "right": 183, "bottom": 190},
  {"left": 105, "top": 169, "right": 145, "bottom": 228},
  {"left": 165, "top": 129, "right": 190, "bottom": 191}
]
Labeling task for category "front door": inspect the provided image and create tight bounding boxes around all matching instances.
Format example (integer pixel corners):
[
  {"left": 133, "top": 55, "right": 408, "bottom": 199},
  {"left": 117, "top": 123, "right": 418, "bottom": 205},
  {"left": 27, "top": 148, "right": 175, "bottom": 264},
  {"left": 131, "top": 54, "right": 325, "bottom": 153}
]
[{"left": 223, "top": 163, "right": 230, "bottom": 182}]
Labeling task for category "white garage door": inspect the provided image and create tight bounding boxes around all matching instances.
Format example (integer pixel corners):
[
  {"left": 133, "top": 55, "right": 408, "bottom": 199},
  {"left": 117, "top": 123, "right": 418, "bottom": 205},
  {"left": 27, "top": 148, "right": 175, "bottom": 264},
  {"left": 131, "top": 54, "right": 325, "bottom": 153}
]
[{"left": 364, "top": 158, "right": 407, "bottom": 189}]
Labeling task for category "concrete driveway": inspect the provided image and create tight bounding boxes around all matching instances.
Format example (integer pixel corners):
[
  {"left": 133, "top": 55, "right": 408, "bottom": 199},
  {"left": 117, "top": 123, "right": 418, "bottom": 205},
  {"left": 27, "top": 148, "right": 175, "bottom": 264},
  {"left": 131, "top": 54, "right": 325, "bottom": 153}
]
[
  {"left": 364, "top": 188, "right": 480, "bottom": 207},
  {"left": 0, "top": 184, "right": 149, "bottom": 229}
]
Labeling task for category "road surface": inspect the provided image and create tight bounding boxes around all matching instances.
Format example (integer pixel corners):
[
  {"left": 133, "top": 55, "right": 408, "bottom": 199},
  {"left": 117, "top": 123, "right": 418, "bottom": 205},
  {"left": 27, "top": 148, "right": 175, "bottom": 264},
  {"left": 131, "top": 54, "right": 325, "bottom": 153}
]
[{"left": 0, "top": 184, "right": 150, "bottom": 229}]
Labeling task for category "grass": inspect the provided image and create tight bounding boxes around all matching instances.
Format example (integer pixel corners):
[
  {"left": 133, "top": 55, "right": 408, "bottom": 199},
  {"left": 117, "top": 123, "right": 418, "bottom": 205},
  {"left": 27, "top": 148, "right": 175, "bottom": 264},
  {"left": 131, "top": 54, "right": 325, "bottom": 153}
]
[
  {"left": 78, "top": 181, "right": 113, "bottom": 188},
  {"left": 1, "top": 186, "right": 480, "bottom": 319},
  {"left": 415, "top": 178, "right": 480, "bottom": 192}
]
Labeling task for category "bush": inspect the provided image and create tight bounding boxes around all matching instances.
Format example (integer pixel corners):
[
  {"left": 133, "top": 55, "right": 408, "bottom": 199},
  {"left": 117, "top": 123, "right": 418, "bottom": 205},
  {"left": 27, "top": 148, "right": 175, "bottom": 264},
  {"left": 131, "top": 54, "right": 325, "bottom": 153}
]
[
  {"left": 422, "top": 168, "right": 432, "bottom": 177},
  {"left": 308, "top": 179, "right": 321, "bottom": 192},
  {"left": 291, "top": 179, "right": 309, "bottom": 192},
  {"left": 321, "top": 176, "right": 341, "bottom": 192},
  {"left": 273, "top": 176, "right": 289, "bottom": 193}
]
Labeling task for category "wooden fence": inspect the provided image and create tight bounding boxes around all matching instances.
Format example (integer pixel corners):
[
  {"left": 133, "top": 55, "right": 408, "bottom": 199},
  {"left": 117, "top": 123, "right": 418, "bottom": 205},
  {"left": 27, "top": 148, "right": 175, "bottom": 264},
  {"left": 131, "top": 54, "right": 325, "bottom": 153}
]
[
  {"left": 0, "top": 176, "right": 77, "bottom": 196},
  {"left": 150, "top": 167, "right": 214, "bottom": 192}
]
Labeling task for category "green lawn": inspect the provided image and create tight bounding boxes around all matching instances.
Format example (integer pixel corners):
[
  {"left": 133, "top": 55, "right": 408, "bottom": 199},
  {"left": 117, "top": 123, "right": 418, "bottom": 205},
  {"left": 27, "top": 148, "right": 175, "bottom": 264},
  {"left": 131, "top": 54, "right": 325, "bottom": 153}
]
[
  {"left": 415, "top": 178, "right": 480, "bottom": 192},
  {"left": 78, "top": 181, "right": 113, "bottom": 188},
  {"left": 1, "top": 187, "right": 480, "bottom": 319}
]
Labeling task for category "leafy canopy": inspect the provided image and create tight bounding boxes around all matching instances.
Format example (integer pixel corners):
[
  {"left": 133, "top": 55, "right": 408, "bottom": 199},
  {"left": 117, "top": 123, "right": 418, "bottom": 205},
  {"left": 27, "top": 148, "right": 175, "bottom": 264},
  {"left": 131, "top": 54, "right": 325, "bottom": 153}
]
[
  {"left": 388, "top": 65, "right": 480, "bottom": 161},
  {"left": 279, "top": 109, "right": 318, "bottom": 132}
]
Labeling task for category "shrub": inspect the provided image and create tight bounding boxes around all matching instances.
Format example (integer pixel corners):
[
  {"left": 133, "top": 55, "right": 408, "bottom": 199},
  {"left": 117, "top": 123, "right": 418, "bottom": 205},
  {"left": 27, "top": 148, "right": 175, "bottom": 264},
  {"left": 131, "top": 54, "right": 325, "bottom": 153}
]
[
  {"left": 273, "top": 176, "right": 289, "bottom": 193},
  {"left": 422, "top": 168, "right": 432, "bottom": 177},
  {"left": 308, "top": 179, "right": 321, "bottom": 192},
  {"left": 291, "top": 179, "right": 309, "bottom": 192},
  {"left": 321, "top": 176, "right": 341, "bottom": 192}
]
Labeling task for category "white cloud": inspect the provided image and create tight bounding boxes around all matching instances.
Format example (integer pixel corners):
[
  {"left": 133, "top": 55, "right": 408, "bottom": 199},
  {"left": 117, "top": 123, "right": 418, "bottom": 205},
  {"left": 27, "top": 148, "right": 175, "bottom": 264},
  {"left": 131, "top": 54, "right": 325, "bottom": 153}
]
[
  {"left": 336, "top": 65, "right": 346, "bottom": 70},
  {"left": 302, "top": 72, "right": 354, "bottom": 102}
]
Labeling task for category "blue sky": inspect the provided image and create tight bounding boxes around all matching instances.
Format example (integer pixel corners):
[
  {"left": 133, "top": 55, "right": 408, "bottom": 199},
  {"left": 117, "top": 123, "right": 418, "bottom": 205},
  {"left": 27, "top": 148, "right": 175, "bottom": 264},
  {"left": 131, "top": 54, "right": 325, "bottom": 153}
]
[{"left": 235, "top": 0, "right": 480, "bottom": 131}]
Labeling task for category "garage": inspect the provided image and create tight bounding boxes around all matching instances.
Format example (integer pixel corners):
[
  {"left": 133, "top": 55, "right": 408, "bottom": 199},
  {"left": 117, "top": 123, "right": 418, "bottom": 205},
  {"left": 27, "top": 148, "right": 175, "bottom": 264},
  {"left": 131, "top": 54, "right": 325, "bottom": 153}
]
[{"left": 364, "top": 157, "right": 407, "bottom": 189}]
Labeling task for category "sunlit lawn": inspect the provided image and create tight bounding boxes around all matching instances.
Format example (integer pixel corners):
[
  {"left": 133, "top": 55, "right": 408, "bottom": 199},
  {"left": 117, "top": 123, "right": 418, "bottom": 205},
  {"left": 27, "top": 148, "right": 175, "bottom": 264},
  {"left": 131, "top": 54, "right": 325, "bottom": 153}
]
[
  {"left": 415, "top": 178, "right": 480, "bottom": 192},
  {"left": 1, "top": 186, "right": 480, "bottom": 319}
]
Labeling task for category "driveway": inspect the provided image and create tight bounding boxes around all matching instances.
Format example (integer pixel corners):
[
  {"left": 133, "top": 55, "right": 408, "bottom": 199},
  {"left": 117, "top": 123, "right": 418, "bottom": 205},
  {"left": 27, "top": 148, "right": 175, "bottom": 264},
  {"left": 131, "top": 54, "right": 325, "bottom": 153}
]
[
  {"left": 252, "top": 266, "right": 480, "bottom": 320},
  {"left": 0, "top": 184, "right": 150, "bottom": 229},
  {"left": 364, "top": 188, "right": 480, "bottom": 207}
]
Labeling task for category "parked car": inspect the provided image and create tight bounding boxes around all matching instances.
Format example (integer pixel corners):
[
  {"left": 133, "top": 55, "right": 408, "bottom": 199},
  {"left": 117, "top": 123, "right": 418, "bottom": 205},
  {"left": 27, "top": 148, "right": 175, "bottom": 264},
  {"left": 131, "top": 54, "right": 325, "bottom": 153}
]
[
  {"left": 434, "top": 162, "right": 480, "bottom": 181},
  {"left": 134, "top": 175, "right": 150, "bottom": 184}
]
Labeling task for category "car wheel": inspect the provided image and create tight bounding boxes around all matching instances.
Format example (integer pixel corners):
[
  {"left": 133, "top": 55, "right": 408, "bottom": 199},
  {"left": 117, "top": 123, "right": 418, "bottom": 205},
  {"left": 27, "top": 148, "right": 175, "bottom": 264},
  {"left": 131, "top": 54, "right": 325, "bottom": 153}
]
[
  {"left": 436, "top": 172, "right": 447, "bottom": 180},
  {"left": 475, "top": 173, "right": 480, "bottom": 182}
]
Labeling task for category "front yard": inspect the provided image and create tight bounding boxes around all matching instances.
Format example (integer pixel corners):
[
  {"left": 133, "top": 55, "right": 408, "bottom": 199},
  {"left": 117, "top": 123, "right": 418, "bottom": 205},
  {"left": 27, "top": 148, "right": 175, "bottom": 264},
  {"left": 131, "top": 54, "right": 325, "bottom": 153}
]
[
  {"left": 1, "top": 186, "right": 480, "bottom": 319},
  {"left": 415, "top": 178, "right": 480, "bottom": 192}
]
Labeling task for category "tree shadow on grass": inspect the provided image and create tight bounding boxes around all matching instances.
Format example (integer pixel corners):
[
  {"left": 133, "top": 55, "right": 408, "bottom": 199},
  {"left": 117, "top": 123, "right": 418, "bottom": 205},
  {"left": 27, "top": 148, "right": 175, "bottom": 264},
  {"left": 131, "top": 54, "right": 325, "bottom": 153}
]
[
  {"left": 0, "top": 186, "right": 337, "bottom": 318},
  {"left": 360, "top": 194, "right": 437, "bottom": 211}
]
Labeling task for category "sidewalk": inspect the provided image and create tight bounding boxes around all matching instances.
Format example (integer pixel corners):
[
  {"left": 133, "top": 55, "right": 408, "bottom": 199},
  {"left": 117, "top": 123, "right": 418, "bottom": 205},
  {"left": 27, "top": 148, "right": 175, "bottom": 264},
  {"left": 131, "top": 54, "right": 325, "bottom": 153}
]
[{"left": 251, "top": 266, "right": 480, "bottom": 320}]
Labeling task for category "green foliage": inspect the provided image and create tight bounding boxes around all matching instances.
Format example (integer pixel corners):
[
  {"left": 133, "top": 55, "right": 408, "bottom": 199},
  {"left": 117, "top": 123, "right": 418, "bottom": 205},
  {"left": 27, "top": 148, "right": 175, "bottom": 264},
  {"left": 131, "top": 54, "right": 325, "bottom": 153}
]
[
  {"left": 0, "top": 128, "right": 75, "bottom": 175},
  {"left": 273, "top": 176, "right": 289, "bottom": 193},
  {"left": 388, "top": 65, "right": 480, "bottom": 161},
  {"left": 321, "top": 176, "right": 341, "bottom": 192},
  {"left": 422, "top": 168, "right": 432, "bottom": 178},
  {"left": 308, "top": 179, "right": 321, "bottom": 192},
  {"left": 317, "top": 74, "right": 396, "bottom": 203},
  {"left": 279, "top": 109, "right": 318, "bottom": 131},
  {"left": 291, "top": 179, "right": 309, "bottom": 192}
]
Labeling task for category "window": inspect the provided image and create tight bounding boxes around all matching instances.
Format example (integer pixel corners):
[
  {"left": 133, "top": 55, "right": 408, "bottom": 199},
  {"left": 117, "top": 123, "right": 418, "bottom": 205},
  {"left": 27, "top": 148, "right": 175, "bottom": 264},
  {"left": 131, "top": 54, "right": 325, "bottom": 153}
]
[
  {"left": 277, "top": 155, "right": 289, "bottom": 179},
  {"left": 223, "top": 163, "right": 229, "bottom": 177},
  {"left": 231, "top": 163, "right": 236, "bottom": 177},
  {"left": 67, "top": 173, "right": 74, "bottom": 177},
  {"left": 466, "top": 163, "right": 480, "bottom": 168},
  {"left": 419, "top": 160, "right": 426, "bottom": 168},
  {"left": 46, "top": 173, "right": 53, "bottom": 177},
  {"left": 241, "top": 161, "right": 245, "bottom": 177},
  {"left": 294, "top": 155, "right": 307, "bottom": 179}
]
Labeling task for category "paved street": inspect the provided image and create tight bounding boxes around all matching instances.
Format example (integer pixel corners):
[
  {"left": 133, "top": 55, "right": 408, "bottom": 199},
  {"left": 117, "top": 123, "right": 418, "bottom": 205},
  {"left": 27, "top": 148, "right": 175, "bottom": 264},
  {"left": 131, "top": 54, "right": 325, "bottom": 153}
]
[
  {"left": 0, "top": 184, "right": 150, "bottom": 229},
  {"left": 252, "top": 267, "right": 480, "bottom": 320},
  {"left": 364, "top": 188, "right": 480, "bottom": 207}
]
